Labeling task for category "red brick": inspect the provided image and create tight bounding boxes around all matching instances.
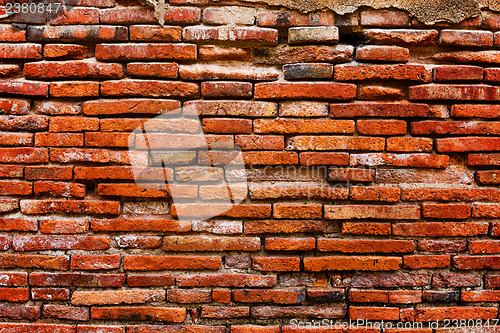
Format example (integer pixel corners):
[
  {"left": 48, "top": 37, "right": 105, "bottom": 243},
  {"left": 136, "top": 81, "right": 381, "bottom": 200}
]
[
  {"left": 418, "top": 240, "right": 467, "bottom": 253},
  {"left": 124, "top": 255, "right": 221, "bottom": 271},
  {"left": 85, "top": 132, "right": 130, "bottom": 147},
  {"left": 235, "top": 135, "right": 284, "bottom": 151},
  {"left": 202, "top": 306, "right": 249, "bottom": 319},
  {"left": 25, "top": 61, "right": 123, "bottom": 79},
  {"left": 13, "top": 236, "right": 109, "bottom": 252},
  {"left": 0, "top": 181, "right": 31, "bottom": 195},
  {"left": 255, "top": 306, "right": 346, "bottom": 320},
  {"left": 231, "top": 326, "right": 279, "bottom": 333},
  {"left": 21, "top": 200, "right": 119, "bottom": 215},
  {"left": 453, "top": 104, "right": 500, "bottom": 118},
  {"left": 44, "top": 44, "right": 92, "bottom": 59},
  {"left": 331, "top": 102, "right": 429, "bottom": 117},
  {"left": 163, "top": 236, "right": 260, "bottom": 252},
  {"left": 352, "top": 153, "right": 448, "bottom": 168},
  {"left": 203, "top": 118, "right": 252, "bottom": 134},
  {"left": 202, "top": 81, "right": 253, "bottom": 98},
  {"left": 50, "top": 81, "right": 99, "bottom": 97},
  {"left": 0, "top": 43, "right": 41, "bottom": 59},
  {"left": 357, "top": 120, "right": 407, "bottom": 135},
  {"left": 361, "top": 9, "right": 409, "bottom": 26},
  {"left": 349, "top": 306, "right": 400, "bottom": 320},
  {"left": 410, "top": 84, "right": 500, "bottom": 101},
  {"left": 0, "top": 98, "right": 30, "bottom": 115},
  {"left": 255, "top": 119, "right": 354, "bottom": 134},
  {"left": 32, "top": 288, "right": 70, "bottom": 301},
  {"left": 363, "top": 29, "right": 438, "bottom": 45},
  {"left": 356, "top": 45, "right": 409, "bottom": 62},
  {"left": 34, "top": 101, "right": 82, "bottom": 116},
  {"left": 0, "top": 254, "right": 69, "bottom": 270},
  {"left": 422, "top": 204, "right": 471, "bottom": 219},
  {"left": 288, "top": 26, "right": 338, "bottom": 44},
  {"left": 91, "top": 219, "right": 189, "bottom": 232},
  {"left": 254, "top": 45, "right": 353, "bottom": 65},
  {"left": 0, "top": 64, "right": 20, "bottom": 77},
  {"left": 72, "top": 290, "right": 164, "bottom": 306},
  {"left": 129, "top": 25, "right": 182, "bottom": 42},
  {"left": 83, "top": 99, "right": 180, "bottom": 116},
  {"left": 242, "top": 152, "right": 298, "bottom": 165},
  {"left": 202, "top": 6, "right": 257, "bottom": 25},
  {"left": 335, "top": 64, "right": 431, "bottom": 82},
  {"left": 0, "top": 80, "right": 48, "bottom": 96},
  {"left": 249, "top": 183, "right": 347, "bottom": 200},
  {"left": 402, "top": 307, "right": 497, "bottom": 322},
  {"left": 393, "top": 222, "right": 488, "bottom": 237},
  {"left": 101, "top": 80, "right": 199, "bottom": 98},
  {"left": 318, "top": 239, "right": 414, "bottom": 253},
  {"left": 350, "top": 290, "right": 421, "bottom": 304},
  {"left": 380, "top": 167, "right": 469, "bottom": 182},
  {"left": 402, "top": 188, "right": 500, "bottom": 202},
  {"left": 403, "top": 255, "right": 450, "bottom": 269},
  {"left": 283, "top": 63, "right": 334, "bottom": 80},
  {"left": 287, "top": 136, "right": 385, "bottom": 151},
  {"left": 177, "top": 274, "right": 276, "bottom": 287},
  {"left": 485, "top": 68, "right": 500, "bottom": 82},
  {"left": 71, "top": 255, "right": 120, "bottom": 270},
  {"left": 35, "top": 133, "right": 83, "bottom": 147},
  {"left": 25, "top": 166, "right": 73, "bottom": 180},
  {"left": 264, "top": 238, "right": 315, "bottom": 251},
  {"left": 184, "top": 26, "right": 278, "bottom": 45},
  {"left": 181, "top": 63, "right": 279, "bottom": 81},
  {"left": 127, "top": 274, "right": 175, "bottom": 287},
  {"left": 485, "top": 275, "right": 500, "bottom": 288},
  {"left": 257, "top": 10, "right": 334, "bottom": 26},
  {"left": 77, "top": 326, "right": 124, "bottom": 333},
  {"left": 91, "top": 307, "right": 185, "bottom": 322},
  {"left": 127, "top": 63, "right": 178, "bottom": 79},
  {"left": 351, "top": 273, "right": 429, "bottom": 287},
  {"left": 273, "top": 204, "right": 322, "bottom": 219},
  {"left": 199, "top": 45, "right": 250, "bottom": 61},
  {"left": 163, "top": 6, "right": 201, "bottom": 23},
  {"left": 0, "top": 324, "right": 75, "bottom": 333},
  {"left": 433, "top": 65, "right": 484, "bottom": 81},
  {"left": 342, "top": 222, "right": 391, "bottom": 235},
  {"left": 387, "top": 137, "right": 433, "bottom": 152},
  {"left": 350, "top": 186, "right": 401, "bottom": 202},
  {"left": 439, "top": 29, "right": 493, "bottom": 47},
  {"left": 28, "top": 25, "right": 127, "bottom": 41},
  {"left": 0, "top": 115, "right": 48, "bottom": 131},
  {"left": 255, "top": 82, "right": 356, "bottom": 100},
  {"left": 432, "top": 273, "right": 481, "bottom": 288},
  {"left": 469, "top": 153, "right": 500, "bottom": 165},
  {"left": 0, "top": 25, "right": 26, "bottom": 41},
  {"left": 185, "top": 100, "right": 277, "bottom": 117},
  {"left": 40, "top": 220, "right": 88, "bottom": 234},
  {"left": 326, "top": 205, "right": 420, "bottom": 220},
  {"left": 477, "top": 170, "right": 500, "bottom": 184},
  {"left": 437, "top": 137, "right": 500, "bottom": 152},
  {"left": 245, "top": 220, "right": 331, "bottom": 234},
  {"left": 49, "top": 7, "right": 99, "bottom": 24},
  {"left": 0, "top": 218, "right": 36, "bottom": 232},
  {"left": 30, "top": 272, "right": 125, "bottom": 287},
  {"left": 100, "top": 7, "right": 155, "bottom": 24},
  {"left": 412, "top": 120, "right": 500, "bottom": 135},
  {"left": 127, "top": 326, "right": 221, "bottom": 333},
  {"left": 299, "top": 152, "right": 348, "bottom": 165},
  {"left": 0, "top": 165, "right": 23, "bottom": 178},
  {"left": 96, "top": 44, "right": 197, "bottom": 61},
  {"left": 167, "top": 289, "right": 211, "bottom": 304},
  {"left": 43, "top": 305, "right": 89, "bottom": 321},
  {"left": 328, "top": 167, "right": 375, "bottom": 182},
  {"left": 0, "top": 148, "right": 48, "bottom": 163},
  {"left": 304, "top": 256, "right": 402, "bottom": 271},
  {"left": 34, "top": 181, "right": 85, "bottom": 198}
]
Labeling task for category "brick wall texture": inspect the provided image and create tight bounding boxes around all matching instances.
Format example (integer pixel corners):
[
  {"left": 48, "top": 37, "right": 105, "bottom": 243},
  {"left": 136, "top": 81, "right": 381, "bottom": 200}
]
[{"left": 1, "top": 0, "right": 500, "bottom": 332}]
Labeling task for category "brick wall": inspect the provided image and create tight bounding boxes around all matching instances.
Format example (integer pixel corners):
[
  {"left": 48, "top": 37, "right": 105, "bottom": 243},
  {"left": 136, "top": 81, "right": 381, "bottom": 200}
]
[{"left": 1, "top": 0, "right": 500, "bottom": 332}]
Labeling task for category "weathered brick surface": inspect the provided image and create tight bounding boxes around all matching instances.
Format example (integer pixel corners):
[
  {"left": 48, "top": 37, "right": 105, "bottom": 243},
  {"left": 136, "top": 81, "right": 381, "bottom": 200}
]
[{"left": 1, "top": 2, "right": 500, "bottom": 331}]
